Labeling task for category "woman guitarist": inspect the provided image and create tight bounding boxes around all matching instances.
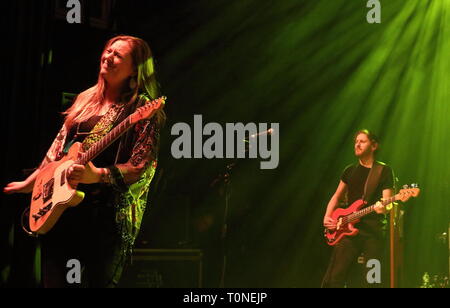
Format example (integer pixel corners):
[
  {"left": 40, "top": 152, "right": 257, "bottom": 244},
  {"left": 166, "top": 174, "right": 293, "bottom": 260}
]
[{"left": 4, "top": 36, "right": 166, "bottom": 288}]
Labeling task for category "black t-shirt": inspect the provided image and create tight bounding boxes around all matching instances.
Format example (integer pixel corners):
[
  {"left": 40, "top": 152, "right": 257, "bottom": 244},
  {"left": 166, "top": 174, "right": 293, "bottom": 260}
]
[{"left": 341, "top": 162, "right": 394, "bottom": 236}]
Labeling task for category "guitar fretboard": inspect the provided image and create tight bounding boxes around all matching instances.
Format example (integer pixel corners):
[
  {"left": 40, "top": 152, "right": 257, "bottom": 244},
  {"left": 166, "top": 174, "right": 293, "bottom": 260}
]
[
  {"left": 77, "top": 116, "right": 132, "bottom": 165},
  {"left": 343, "top": 195, "right": 397, "bottom": 224}
]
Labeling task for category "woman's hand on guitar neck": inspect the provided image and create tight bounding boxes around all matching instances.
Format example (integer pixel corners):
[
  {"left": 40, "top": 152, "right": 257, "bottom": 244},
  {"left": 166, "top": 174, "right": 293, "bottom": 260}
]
[
  {"left": 323, "top": 216, "right": 337, "bottom": 230},
  {"left": 67, "top": 162, "right": 102, "bottom": 187}
]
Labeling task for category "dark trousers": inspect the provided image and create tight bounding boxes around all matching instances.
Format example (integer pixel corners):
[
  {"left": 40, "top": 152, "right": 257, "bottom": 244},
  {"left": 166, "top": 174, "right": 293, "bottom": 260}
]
[
  {"left": 322, "top": 234, "right": 386, "bottom": 288},
  {"left": 40, "top": 203, "right": 127, "bottom": 288}
]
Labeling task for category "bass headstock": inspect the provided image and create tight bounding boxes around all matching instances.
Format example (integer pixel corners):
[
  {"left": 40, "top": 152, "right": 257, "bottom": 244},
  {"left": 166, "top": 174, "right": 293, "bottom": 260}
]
[{"left": 397, "top": 183, "right": 421, "bottom": 202}]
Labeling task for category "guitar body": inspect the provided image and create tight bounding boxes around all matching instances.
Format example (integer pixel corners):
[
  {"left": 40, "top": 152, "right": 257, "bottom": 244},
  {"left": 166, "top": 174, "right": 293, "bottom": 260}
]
[
  {"left": 27, "top": 96, "right": 166, "bottom": 234},
  {"left": 29, "top": 142, "right": 85, "bottom": 234},
  {"left": 324, "top": 199, "right": 366, "bottom": 246}
]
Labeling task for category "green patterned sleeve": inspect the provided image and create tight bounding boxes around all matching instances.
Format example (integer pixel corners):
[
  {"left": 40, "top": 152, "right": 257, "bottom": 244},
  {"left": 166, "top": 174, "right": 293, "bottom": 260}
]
[{"left": 107, "top": 117, "right": 160, "bottom": 192}]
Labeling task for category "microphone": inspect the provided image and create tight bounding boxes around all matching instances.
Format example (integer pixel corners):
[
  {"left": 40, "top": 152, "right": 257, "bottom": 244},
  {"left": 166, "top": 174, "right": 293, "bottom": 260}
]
[
  {"left": 250, "top": 128, "right": 274, "bottom": 139},
  {"left": 243, "top": 129, "right": 275, "bottom": 147}
]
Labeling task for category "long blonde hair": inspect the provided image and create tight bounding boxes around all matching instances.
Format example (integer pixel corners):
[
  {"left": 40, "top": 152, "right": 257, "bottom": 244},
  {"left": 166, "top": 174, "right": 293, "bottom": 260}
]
[{"left": 63, "top": 35, "right": 166, "bottom": 128}]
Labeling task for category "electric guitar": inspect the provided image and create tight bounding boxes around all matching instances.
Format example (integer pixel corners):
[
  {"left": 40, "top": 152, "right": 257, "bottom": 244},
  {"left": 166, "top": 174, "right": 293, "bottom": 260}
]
[
  {"left": 324, "top": 184, "right": 420, "bottom": 246},
  {"left": 29, "top": 96, "right": 166, "bottom": 235}
]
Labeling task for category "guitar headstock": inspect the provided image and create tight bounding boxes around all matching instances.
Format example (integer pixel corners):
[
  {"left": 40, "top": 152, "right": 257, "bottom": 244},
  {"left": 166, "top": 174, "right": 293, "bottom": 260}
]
[
  {"left": 397, "top": 183, "right": 421, "bottom": 202},
  {"left": 130, "top": 96, "right": 166, "bottom": 124}
]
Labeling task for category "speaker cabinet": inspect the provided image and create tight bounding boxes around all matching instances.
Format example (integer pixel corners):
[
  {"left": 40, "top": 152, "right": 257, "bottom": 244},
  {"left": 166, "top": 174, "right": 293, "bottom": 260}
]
[{"left": 119, "top": 249, "right": 203, "bottom": 288}]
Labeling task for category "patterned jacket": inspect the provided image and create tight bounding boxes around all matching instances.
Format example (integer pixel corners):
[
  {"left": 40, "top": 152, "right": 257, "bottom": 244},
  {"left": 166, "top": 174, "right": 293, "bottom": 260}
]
[{"left": 39, "top": 96, "right": 163, "bottom": 254}]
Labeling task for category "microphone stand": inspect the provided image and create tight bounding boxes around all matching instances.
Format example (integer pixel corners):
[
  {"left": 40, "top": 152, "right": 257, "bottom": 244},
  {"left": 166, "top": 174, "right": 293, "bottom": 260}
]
[
  {"left": 215, "top": 140, "right": 252, "bottom": 288},
  {"left": 218, "top": 161, "right": 236, "bottom": 288},
  {"left": 214, "top": 129, "right": 272, "bottom": 287}
]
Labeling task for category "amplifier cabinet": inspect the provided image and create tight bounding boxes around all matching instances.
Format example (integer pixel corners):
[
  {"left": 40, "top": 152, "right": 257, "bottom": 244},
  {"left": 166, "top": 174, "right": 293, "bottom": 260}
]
[{"left": 119, "top": 249, "right": 203, "bottom": 288}]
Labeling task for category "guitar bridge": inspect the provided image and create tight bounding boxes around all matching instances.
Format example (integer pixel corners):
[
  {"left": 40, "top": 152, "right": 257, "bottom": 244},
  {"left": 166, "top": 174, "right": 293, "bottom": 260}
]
[{"left": 32, "top": 202, "right": 53, "bottom": 221}]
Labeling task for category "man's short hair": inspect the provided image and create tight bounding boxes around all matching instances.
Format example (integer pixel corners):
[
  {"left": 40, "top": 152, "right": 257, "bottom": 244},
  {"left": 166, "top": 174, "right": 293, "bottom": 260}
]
[{"left": 354, "top": 129, "right": 379, "bottom": 145}]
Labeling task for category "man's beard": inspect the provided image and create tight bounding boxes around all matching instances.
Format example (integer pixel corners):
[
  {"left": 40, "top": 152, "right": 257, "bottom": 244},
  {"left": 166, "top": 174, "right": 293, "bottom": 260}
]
[{"left": 355, "top": 147, "right": 371, "bottom": 158}]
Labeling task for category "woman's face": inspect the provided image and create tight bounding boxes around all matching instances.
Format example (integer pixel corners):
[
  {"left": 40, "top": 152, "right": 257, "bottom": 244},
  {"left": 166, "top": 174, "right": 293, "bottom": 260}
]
[{"left": 100, "top": 40, "right": 135, "bottom": 86}]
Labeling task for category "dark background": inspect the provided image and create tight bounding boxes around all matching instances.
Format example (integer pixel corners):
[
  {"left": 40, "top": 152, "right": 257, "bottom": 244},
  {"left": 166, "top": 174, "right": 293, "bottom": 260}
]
[{"left": 1, "top": 0, "right": 449, "bottom": 288}]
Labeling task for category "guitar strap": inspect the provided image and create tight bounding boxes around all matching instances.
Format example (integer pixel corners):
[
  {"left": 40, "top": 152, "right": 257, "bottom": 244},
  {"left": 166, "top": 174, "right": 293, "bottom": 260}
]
[{"left": 362, "top": 161, "right": 384, "bottom": 203}]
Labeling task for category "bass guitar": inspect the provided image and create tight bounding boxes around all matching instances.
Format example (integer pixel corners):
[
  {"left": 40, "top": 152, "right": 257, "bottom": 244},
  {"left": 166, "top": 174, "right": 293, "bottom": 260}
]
[{"left": 324, "top": 184, "right": 420, "bottom": 246}]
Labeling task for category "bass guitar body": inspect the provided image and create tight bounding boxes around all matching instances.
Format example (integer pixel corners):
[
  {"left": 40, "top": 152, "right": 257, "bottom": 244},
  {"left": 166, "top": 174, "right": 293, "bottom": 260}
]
[
  {"left": 324, "top": 199, "right": 366, "bottom": 246},
  {"left": 324, "top": 185, "right": 420, "bottom": 246}
]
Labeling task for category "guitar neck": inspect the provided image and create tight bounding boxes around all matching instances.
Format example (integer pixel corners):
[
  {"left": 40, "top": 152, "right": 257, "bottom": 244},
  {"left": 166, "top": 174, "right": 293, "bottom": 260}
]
[
  {"left": 77, "top": 116, "right": 132, "bottom": 165},
  {"left": 347, "top": 195, "right": 397, "bottom": 223}
]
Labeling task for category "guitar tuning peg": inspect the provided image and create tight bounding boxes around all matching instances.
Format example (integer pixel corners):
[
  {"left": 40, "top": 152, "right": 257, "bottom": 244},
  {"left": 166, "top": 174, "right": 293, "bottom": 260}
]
[
  {"left": 403, "top": 184, "right": 409, "bottom": 189},
  {"left": 411, "top": 183, "right": 418, "bottom": 188}
]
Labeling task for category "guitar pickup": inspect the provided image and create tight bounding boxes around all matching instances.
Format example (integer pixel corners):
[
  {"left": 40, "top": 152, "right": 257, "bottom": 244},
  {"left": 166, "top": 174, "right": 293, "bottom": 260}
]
[
  {"left": 35, "top": 203, "right": 53, "bottom": 218},
  {"left": 38, "top": 203, "right": 53, "bottom": 216},
  {"left": 43, "top": 178, "right": 55, "bottom": 203},
  {"left": 61, "top": 169, "right": 66, "bottom": 186}
]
